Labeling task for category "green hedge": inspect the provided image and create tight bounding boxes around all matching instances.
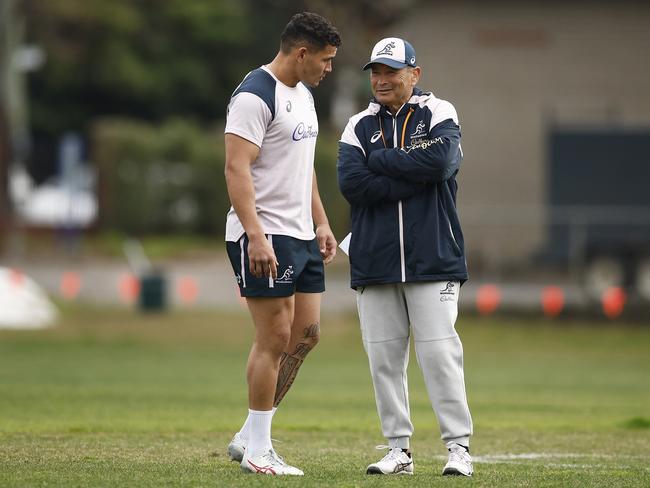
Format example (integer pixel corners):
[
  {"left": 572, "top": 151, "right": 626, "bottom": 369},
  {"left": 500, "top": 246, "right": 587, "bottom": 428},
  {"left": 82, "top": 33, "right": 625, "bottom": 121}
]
[
  {"left": 313, "top": 129, "right": 352, "bottom": 240},
  {"left": 92, "top": 118, "right": 350, "bottom": 239}
]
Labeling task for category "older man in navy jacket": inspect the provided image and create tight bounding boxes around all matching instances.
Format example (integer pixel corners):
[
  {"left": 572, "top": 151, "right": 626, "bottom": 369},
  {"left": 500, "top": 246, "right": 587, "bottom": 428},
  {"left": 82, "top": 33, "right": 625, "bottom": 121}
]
[{"left": 337, "top": 37, "right": 473, "bottom": 477}]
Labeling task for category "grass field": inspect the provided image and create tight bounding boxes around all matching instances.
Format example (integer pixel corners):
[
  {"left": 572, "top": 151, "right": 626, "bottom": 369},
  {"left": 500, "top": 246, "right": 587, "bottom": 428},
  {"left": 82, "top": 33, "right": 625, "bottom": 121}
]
[{"left": 1, "top": 304, "right": 649, "bottom": 487}]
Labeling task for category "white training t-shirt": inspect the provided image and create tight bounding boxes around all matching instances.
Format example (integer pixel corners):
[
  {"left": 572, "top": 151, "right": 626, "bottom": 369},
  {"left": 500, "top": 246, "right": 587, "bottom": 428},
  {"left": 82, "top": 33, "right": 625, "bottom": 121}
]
[{"left": 224, "top": 66, "right": 318, "bottom": 242}]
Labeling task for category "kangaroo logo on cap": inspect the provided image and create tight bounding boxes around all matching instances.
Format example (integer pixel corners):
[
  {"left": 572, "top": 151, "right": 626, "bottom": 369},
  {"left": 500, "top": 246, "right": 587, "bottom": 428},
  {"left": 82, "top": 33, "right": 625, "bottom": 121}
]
[{"left": 376, "top": 41, "right": 396, "bottom": 56}]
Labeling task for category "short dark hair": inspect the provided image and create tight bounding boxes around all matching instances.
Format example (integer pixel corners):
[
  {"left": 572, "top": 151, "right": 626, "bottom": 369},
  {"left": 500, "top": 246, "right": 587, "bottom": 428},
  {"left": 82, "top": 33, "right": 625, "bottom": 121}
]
[{"left": 280, "top": 12, "right": 341, "bottom": 53}]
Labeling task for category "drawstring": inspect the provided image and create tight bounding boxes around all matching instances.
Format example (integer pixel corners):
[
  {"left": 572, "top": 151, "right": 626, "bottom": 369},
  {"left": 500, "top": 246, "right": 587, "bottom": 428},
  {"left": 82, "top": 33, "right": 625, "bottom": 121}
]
[
  {"left": 401, "top": 108, "right": 414, "bottom": 148},
  {"left": 377, "top": 115, "right": 387, "bottom": 148},
  {"left": 377, "top": 107, "right": 415, "bottom": 149}
]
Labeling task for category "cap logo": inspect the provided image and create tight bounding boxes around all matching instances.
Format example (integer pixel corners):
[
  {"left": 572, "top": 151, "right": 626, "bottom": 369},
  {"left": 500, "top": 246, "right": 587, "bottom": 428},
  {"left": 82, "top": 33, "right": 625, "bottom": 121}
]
[
  {"left": 376, "top": 41, "right": 396, "bottom": 56},
  {"left": 410, "top": 56, "right": 415, "bottom": 64}
]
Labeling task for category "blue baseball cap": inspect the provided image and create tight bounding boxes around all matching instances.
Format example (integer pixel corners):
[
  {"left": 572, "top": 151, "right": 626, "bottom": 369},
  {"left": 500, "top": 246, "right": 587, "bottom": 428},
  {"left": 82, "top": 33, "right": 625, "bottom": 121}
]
[{"left": 362, "top": 37, "right": 417, "bottom": 70}]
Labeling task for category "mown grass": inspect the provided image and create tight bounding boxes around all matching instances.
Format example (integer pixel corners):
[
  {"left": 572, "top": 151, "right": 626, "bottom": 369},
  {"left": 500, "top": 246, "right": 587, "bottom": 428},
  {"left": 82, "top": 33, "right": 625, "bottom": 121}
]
[{"left": 1, "top": 305, "right": 649, "bottom": 487}]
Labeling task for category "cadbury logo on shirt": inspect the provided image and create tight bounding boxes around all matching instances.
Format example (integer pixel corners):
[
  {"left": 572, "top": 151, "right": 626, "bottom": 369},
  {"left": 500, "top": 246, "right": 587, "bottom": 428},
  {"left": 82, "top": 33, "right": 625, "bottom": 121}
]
[{"left": 292, "top": 122, "right": 318, "bottom": 141}]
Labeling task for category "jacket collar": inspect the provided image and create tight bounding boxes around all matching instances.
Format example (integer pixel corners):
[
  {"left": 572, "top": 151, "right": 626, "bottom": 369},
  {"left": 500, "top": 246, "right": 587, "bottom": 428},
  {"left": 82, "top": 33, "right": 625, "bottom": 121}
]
[{"left": 368, "top": 87, "right": 434, "bottom": 116}]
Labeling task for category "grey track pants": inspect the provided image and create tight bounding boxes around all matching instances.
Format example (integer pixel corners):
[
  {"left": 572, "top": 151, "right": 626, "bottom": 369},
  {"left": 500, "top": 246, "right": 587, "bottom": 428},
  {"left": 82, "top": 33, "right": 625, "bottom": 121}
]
[{"left": 356, "top": 281, "right": 473, "bottom": 449}]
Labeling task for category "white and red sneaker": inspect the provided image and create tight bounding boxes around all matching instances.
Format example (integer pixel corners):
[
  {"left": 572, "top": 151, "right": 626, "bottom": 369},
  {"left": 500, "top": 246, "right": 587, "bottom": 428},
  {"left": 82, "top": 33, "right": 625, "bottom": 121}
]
[
  {"left": 442, "top": 444, "right": 473, "bottom": 477},
  {"left": 227, "top": 432, "right": 246, "bottom": 462},
  {"left": 366, "top": 446, "right": 414, "bottom": 475},
  {"left": 241, "top": 449, "right": 303, "bottom": 476}
]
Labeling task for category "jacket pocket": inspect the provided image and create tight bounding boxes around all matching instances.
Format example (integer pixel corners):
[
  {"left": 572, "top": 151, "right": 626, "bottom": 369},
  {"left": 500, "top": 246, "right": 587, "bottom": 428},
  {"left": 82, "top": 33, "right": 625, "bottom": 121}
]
[{"left": 443, "top": 211, "right": 462, "bottom": 257}]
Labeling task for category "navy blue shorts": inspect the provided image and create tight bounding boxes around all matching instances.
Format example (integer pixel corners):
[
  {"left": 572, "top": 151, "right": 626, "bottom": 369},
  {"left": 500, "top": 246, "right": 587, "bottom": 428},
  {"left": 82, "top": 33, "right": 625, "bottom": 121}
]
[{"left": 226, "top": 234, "right": 325, "bottom": 298}]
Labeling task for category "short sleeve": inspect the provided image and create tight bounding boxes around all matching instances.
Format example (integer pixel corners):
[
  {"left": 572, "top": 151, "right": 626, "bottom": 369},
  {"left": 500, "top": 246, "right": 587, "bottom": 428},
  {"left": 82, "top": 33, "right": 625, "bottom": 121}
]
[{"left": 225, "top": 92, "right": 272, "bottom": 147}]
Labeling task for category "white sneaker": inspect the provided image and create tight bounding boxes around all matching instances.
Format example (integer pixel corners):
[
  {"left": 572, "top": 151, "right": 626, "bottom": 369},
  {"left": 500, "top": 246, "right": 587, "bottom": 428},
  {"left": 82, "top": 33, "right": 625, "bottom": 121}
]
[
  {"left": 227, "top": 432, "right": 246, "bottom": 462},
  {"left": 366, "top": 446, "right": 414, "bottom": 475},
  {"left": 442, "top": 444, "right": 473, "bottom": 477},
  {"left": 241, "top": 448, "right": 304, "bottom": 476}
]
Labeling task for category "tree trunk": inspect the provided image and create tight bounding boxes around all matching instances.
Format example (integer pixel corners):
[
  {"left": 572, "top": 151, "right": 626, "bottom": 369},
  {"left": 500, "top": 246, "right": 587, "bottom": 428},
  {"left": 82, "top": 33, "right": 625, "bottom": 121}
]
[{"left": 0, "top": 0, "right": 12, "bottom": 233}]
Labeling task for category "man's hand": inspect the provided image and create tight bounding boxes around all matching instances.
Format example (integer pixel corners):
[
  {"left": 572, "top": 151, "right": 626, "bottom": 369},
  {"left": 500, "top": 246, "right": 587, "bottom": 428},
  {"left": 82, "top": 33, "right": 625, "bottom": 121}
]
[
  {"left": 316, "top": 224, "right": 337, "bottom": 265},
  {"left": 247, "top": 233, "right": 278, "bottom": 279}
]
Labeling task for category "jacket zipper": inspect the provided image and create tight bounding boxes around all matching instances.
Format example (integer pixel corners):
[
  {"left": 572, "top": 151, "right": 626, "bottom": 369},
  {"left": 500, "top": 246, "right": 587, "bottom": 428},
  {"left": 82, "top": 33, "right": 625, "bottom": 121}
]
[
  {"left": 396, "top": 105, "right": 414, "bottom": 282},
  {"left": 394, "top": 116, "right": 406, "bottom": 282},
  {"left": 380, "top": 105, "right": 413, "bottom": 283}
]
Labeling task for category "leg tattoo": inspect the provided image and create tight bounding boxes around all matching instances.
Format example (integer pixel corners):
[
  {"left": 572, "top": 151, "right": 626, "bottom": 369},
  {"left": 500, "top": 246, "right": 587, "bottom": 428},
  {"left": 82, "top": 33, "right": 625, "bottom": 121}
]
[
  {"left": 303, "top": 322, "right": 320, "bottom": 339},
  {"left": 273, "top": 323, "right": 319, "bottom": 407}
]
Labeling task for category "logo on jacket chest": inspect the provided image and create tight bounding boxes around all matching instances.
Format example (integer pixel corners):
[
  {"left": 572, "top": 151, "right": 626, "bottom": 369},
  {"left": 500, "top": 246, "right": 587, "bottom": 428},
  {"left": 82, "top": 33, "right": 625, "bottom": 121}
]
[
  {"left": 410, "top": 120, "right": 427, "bottom": 140},
  {"left": 368, "top": 119, "right": 426, "bottom": 148},
  {"left": 404, "top": 136, "right": 442, "bottom": 154}
]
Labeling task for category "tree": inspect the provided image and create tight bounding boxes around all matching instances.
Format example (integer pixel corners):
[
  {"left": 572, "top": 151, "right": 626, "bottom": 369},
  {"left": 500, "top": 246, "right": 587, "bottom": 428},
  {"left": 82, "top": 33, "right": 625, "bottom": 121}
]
[
  {"left": 0, "top": 0, "right": 20, "bottom": 230},
  {"left": 25, "top": 0, "right": 251, "bottom": 133}
]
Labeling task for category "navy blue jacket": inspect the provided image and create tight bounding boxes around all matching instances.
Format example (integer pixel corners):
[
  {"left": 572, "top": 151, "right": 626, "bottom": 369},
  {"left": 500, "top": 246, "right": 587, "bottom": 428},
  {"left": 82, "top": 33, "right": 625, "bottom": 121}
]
[{"left": 337, "top": 88, "right": 468, "bottom": 288}]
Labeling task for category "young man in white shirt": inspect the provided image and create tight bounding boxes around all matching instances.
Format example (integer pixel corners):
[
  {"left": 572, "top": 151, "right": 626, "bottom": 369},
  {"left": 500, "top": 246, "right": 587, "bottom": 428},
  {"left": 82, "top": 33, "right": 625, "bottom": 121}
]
[{"left": 223, "top": 12, "right": 340, "bottom": 476}]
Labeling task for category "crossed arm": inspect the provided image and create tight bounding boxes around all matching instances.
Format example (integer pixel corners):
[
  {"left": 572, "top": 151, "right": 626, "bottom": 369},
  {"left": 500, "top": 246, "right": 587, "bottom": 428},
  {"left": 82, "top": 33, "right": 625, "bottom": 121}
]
[
  {"left": 366, "top": 118, "right": 461, "bottom": 183},
  {"left": 337, "top": 142, "right": 424, "bottom": 206},
  {"left": 337, "top": 119, "right": 461, "bottom": 206}
]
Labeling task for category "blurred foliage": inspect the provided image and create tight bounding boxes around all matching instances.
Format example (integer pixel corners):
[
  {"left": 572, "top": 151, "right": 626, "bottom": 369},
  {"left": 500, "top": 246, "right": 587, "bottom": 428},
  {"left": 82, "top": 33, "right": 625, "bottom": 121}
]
[
  {"left": 83, "top": 231, "right": 232, "bottom": 259},
  {"left": 93, "top": 118, "right": 226, "bottom": 235},
  {"left": 314, "top": 131, "right": 350, "bottom": 239},
  {"left": 25, "top": 0, "right": 251, "bottom": 133},
  {"left": 92, "top": 118, "right": 349, "bottom": 238}
]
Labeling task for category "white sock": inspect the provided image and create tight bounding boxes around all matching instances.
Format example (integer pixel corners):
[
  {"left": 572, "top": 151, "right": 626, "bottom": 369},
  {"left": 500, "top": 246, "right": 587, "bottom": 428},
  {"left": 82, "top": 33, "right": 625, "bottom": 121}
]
[
  {"left": 246, "top": 409, "right": 273, "bottom": 457},
  {"left": 238, "top": 413, "right": 252, "bottom": 441},
  {"left": 239, "top": 406, "right": 277, "bottom": 442}
]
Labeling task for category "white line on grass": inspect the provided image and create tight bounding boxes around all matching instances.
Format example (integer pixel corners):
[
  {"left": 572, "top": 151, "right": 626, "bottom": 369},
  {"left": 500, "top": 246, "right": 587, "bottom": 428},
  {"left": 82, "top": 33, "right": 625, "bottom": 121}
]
[{"left": 432, "top": 452, "right": 645, "bottom": 468}]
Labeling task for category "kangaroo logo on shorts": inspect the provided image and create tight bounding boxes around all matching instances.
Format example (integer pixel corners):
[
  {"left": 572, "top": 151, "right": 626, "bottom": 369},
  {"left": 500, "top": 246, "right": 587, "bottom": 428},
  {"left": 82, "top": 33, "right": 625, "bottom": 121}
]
[
  {"left": 440, "top": 281, "right": 456, "bottom": 302},
  {"left": 275, "top": 265, "right": 294, "bottom": 284},
  {"left": 235, "top": 274, "right": 242, "bottom": 284}
]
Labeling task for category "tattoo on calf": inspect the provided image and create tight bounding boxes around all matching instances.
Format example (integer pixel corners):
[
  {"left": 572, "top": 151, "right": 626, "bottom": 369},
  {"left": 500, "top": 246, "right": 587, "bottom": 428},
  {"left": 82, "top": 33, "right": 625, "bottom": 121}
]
[
  {"left": 303, "top": 322, "right": 320, "bottom": 338},
  {"left": 273, "top": 340, "right": 314, "bottom": 406}
]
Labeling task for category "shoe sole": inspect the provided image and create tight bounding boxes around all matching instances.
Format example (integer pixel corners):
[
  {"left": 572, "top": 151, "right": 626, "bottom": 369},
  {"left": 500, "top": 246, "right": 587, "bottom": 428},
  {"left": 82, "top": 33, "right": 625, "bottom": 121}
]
[
  {"left": 442, "top": 467, "right": 472, "bottom": 477},
  {"left": 241, "top": 465, "right": 303, "bottom": 476},
  {"left": 366, "top": 467, "right": 413, "bottom": 475}
]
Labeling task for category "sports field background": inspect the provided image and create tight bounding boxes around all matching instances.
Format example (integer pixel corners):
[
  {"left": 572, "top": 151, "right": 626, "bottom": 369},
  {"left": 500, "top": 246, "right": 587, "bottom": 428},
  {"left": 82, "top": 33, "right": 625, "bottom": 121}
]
[{"left": 1, "top": 304, "right": 648, "bottom": 487}]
